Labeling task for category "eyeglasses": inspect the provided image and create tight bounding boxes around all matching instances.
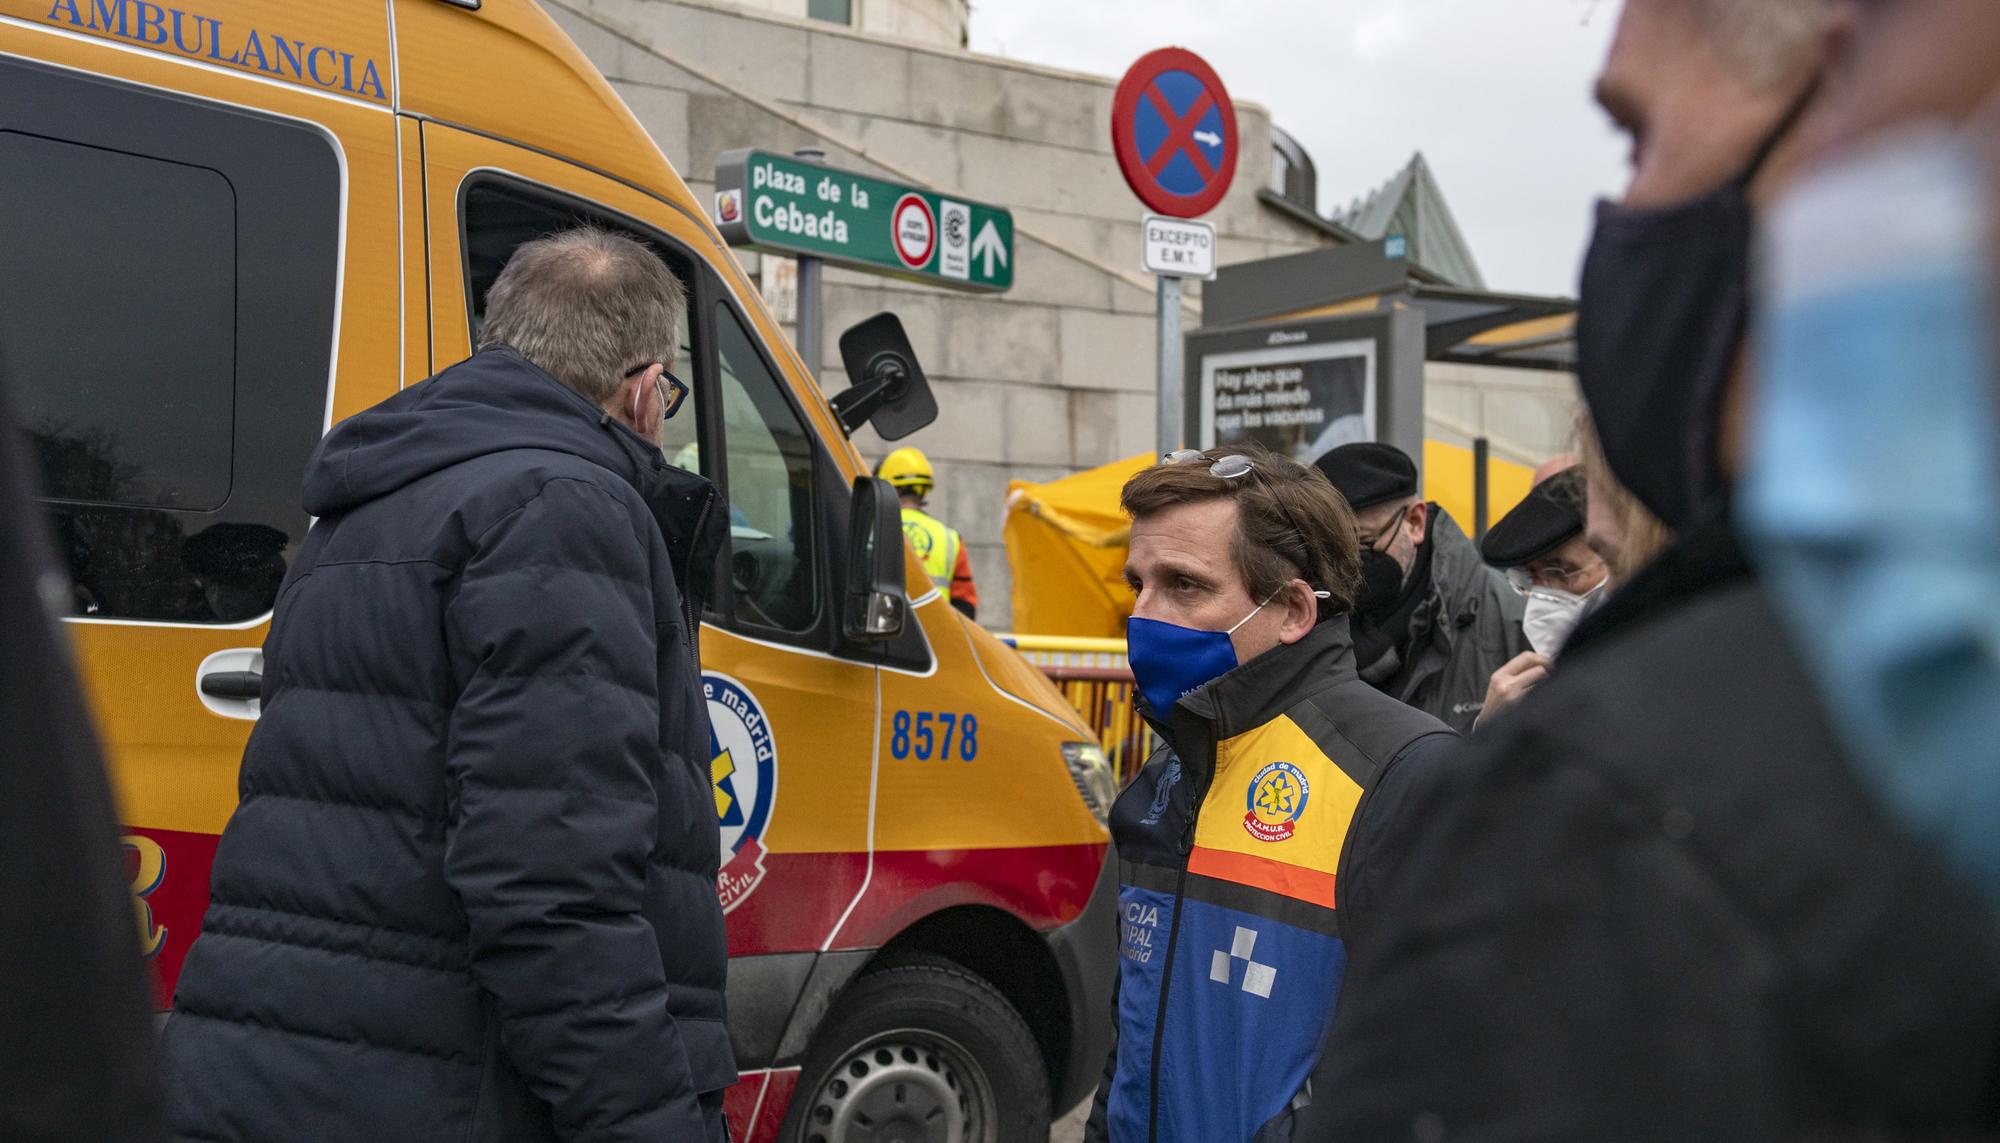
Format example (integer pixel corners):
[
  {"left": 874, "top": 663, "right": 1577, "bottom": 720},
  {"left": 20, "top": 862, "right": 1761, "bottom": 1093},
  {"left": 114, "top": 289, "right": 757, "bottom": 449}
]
[
  {"left": 1160, "top": 449, "right": 1316, "bottom": 559},
  {"left": 1504, "top": 562, "right": 1595, "bottom": 596},
  {"left": 623, "top": 361, "right": 690, "bottom": 420},
  {"left": 1360, "top": 511, "right": 1407, "bottom": 552}
]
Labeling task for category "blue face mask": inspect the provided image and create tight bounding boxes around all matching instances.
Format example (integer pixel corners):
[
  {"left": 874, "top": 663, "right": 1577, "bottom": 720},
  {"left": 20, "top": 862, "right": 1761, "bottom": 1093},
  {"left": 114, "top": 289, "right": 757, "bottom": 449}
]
[
  {"left": 1127, "top": 589, "right": 1331, "bottom": 717},
  {"left": 1745, "top": 122, "right": 2000, "bottom": 906},
  {"left": 1127, "top": 598, "right": 1275, "bottom": 718}
]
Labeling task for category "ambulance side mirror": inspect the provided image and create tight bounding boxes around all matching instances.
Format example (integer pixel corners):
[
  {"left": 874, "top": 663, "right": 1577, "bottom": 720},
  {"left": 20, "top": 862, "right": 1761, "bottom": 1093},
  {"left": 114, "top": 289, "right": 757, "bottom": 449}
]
[
  {"left": 844, "top": 475, "right": 908, "bottom": 642},
  {"left": 832, "top": 313, "right": 937, "bottom": 441}
]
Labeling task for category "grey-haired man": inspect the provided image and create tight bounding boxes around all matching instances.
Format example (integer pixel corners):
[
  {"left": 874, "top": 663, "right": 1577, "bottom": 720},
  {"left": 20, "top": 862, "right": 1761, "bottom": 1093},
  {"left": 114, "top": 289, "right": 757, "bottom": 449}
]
[{"left": 165, "top": 229, "right": 734, "bottom": 1142}]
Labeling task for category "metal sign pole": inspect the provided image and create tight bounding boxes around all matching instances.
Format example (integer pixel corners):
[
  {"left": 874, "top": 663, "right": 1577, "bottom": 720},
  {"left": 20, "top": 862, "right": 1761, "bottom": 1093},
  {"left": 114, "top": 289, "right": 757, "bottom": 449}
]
[
  {"left": 794, "top": 147, "right": 825, "bottom": 379},
  {"left": 1156, "top": 274, "right": 1183, "bottom": 454}
]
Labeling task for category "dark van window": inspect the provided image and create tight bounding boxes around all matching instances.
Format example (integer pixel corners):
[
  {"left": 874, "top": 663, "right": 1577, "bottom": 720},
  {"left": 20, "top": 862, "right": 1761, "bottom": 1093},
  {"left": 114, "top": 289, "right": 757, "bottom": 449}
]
[
  {"left": 714, "top": 304, "right": 819, "bottom": 633},
  {"left": 4, "top": 136, "right": 236, "bottom": 511},
  {"left": 0, "top": 58, "right": 340, "bottom": 623}
]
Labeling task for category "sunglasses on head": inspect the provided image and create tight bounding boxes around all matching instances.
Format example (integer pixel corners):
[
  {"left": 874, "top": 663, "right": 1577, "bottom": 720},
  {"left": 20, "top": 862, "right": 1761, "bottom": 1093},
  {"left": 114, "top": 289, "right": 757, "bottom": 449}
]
[{"left": 1160, "top": 449, "right": 1317, "bottom": 557}]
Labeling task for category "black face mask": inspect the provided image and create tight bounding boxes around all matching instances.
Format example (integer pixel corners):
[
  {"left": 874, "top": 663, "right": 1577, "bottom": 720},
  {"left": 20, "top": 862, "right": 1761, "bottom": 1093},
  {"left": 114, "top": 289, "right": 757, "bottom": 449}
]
[
  {"left": 1353, "top": 548, "right": 1406, "bottom": 620},
  {"left": 1574, "top": 82, "right": 1816, "bottom": 528}
]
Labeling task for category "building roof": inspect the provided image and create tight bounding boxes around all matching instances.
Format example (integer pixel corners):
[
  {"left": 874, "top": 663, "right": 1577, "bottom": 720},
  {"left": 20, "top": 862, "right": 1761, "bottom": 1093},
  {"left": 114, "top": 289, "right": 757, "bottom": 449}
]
[{"left": 1332, "top": 152, "right": 1486, "bottom": 289}]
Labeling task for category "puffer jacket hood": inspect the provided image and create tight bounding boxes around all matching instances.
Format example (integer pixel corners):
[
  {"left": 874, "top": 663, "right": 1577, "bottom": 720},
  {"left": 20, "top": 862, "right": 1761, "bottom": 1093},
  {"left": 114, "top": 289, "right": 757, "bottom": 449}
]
[
  {"left": 303, "top": 346, "right": 724, "bottom": 612},
  {"left": 304, "top": 346, "right": 646, "bottom": 516}
]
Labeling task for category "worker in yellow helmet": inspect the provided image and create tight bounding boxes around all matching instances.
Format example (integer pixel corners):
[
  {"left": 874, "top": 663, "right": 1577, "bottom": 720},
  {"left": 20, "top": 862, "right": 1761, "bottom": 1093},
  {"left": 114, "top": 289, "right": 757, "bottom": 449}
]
[{"left": 877, "top": 447, "right": 979, "bottom": 620}]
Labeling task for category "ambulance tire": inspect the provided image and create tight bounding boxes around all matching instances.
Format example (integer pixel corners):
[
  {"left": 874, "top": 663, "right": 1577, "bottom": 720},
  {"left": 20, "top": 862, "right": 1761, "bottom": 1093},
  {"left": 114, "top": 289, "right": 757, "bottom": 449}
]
[{"left": 784, "top": 954, "right": 1050, "bottom": 1143}]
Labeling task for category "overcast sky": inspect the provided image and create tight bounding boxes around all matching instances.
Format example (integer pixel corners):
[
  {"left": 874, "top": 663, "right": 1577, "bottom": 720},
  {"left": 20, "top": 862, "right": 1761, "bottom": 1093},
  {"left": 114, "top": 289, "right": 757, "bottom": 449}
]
[{"left": 967, "top": 0, "right": 1629, "bottom": 297}]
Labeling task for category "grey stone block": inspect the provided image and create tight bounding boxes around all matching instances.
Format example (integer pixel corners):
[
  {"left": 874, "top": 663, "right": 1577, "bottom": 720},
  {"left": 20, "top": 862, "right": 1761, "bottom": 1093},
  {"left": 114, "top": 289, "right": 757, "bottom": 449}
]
[
  {"left": 1002, "top": 383, "right": 1075, "bottom": 466},
  {"left": 685, "top": 92, "right": 818, "bottom": 181},
  {"left": 905, "top": 51, "right": 1008, "bottom": 137},
  {"left": 612, "top": 81, "right": 691, "bottom": 168},
  {"left": 574, "top": 0, "right": 811, "bottom": 104},
  {"left": 965, "top": 543, "right": 1012, "bottom": 629},
  {"left": 1000, "top": 71, "right": 1115, "bottom": 155},
  {"left": 551, "top": 3, "right": 699, "bottom": 91},
  {"left": 1058, "top": 308, "right": 1154, "bottom": 393},
  {"left": 794, "top": 109, "right": 968, "bottom": 192},
  {"left": 1005, "top": 238, "right": 1119, "bottom": 312},
  {"left": 1066, "top": 389, "right": 1156, "bottom": 468},
  {"left": 929, "top": 460, "right": 1014, "bottom": 544},
  {"left": 954, "top": 132, "right": 1139, "bottom": 221},
  {"left": 935, "top": 297, "right": 1060, "bottom": 387},
  {"left": 806, "top": 29, "right": 911, "bottom": 120},
  {"left": 1015, "top": 209, "right": 1133, "bottom": 275},
  {"left": 899, "top": 380, "right": 1010, "bottom": 464}
]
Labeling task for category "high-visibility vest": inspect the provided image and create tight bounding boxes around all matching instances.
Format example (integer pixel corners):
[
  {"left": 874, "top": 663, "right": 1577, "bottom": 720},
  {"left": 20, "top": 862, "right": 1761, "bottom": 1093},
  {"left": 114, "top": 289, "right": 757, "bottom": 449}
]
[{"left": 900, "top": 507, "right": 960, "bottom": 589}]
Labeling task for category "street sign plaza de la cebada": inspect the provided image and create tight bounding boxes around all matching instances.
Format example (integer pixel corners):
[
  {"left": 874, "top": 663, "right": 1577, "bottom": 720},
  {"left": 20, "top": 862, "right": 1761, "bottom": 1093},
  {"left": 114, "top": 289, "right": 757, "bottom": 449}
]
[{"left": 713, "top": 149, "right": 1014, "bottom": 294}]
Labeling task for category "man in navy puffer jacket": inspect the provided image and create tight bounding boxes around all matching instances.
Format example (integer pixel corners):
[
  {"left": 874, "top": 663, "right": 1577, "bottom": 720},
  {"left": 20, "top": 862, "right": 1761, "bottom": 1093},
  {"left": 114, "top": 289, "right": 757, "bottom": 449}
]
[{"left": 164, "top": 229, "right": 733, "bottom": 1142}]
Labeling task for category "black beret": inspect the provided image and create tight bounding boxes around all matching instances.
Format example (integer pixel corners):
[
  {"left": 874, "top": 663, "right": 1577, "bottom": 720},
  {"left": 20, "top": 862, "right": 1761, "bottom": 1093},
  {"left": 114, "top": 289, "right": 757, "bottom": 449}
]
[
  {"left": 1481, "top": 467, "right": 1586, "bottom": 568},
  {"left": 1312, "top": 442, "right": 1418, "bottom": 511}
]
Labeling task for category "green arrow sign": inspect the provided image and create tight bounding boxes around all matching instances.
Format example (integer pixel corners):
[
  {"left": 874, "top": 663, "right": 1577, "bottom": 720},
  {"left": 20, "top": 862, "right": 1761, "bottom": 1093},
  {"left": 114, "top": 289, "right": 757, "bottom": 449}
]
[{"left": 713, "top": 149, "right": 1013, "bottom": 293}]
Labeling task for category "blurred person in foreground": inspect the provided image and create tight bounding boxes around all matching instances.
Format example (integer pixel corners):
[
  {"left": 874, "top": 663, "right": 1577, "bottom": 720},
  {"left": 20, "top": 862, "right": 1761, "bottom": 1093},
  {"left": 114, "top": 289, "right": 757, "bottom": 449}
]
[
  {"left": 1084, "top": 445, "right": 1454, "bottom": 1143},
  {"left": 0, "top": 360, "right": 163, "bottom": 1141},
  {"left": 1299, "top": 1, "right": 2000, "bottom": 1139},
  {"left": 1579, "top": 415, "right": 1675, "bottom": 588},
  {"left": 1474, "top": 467, "right": 1607, "bottom": 723},
  {"left": 163, "top": 229, "right": 734, "bottom": 1142},
  {"left": 1745, "top": 0, "right": 2000, "bottom": 921},
  {"left": 1312, "top": 442, "right": 1526, "bottom": 733}
]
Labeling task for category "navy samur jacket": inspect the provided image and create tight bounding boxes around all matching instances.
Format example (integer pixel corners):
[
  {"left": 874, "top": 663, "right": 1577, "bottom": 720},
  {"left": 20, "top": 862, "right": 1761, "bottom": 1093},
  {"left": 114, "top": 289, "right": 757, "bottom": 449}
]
[
  {"left": 1087, "top": 618, "right": 1456, "bottom": 1143},
  {"left": 163, "top": 347, "right": 732, "bottom": 1142}
]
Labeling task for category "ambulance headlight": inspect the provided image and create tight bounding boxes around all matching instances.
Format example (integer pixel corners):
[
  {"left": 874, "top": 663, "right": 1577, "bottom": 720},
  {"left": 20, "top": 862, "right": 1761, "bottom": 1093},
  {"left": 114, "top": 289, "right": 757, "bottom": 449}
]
[{"left": 1062, "top": 742, "right": 1116, "bottom": 825}]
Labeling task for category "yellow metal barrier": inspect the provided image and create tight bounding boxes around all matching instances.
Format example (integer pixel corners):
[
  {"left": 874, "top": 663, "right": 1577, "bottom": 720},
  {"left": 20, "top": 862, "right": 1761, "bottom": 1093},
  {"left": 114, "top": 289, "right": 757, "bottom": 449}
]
[{"left": 1004, "top": 635, "right": 1153, "bottom": 783}]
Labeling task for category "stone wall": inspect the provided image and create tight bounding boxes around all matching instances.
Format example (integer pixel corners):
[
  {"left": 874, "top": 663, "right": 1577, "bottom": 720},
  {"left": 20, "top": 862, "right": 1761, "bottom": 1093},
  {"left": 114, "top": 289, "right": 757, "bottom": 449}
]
[
  {"left": 706, "top": 0, "right": 969, "bottom": 49},
  {"left": 545, "top": 0, "right": 1333, "bottom": 627}
]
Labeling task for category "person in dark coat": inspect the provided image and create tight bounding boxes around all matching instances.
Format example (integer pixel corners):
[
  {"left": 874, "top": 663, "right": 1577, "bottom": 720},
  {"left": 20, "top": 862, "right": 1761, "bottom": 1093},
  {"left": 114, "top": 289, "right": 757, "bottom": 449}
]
[
  {"left": 0, "top": 362, "right": 164, "bottom": 1142},
  {"left": 1299, "top": 1, "right": 2000, "bottom": 1139},
  {"left": 1313, "top": 442, "right": 1526, "bottom": 733},
  {"left": 1474, "top": 467, "right": 1607, "bottom": 723},
  {"left": 163, "top": 228, "right": 733, "bottom": 1142}
]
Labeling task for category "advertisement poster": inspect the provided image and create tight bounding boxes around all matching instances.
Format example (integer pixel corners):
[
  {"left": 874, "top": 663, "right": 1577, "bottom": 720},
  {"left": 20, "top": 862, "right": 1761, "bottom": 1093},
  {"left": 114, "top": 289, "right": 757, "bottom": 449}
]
[{"left": 1199, "top": 339, "right": 1377, "bottom": 462}]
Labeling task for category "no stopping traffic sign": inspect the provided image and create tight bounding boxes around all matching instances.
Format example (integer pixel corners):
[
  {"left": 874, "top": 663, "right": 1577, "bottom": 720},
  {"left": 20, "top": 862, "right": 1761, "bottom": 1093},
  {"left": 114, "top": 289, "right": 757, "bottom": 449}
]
[
  {"left": 890, "top": 193, "right": 937, "bottom": 270},
  {"left": 1111, "top": 47, "right": 1238, "bottom": 219}
]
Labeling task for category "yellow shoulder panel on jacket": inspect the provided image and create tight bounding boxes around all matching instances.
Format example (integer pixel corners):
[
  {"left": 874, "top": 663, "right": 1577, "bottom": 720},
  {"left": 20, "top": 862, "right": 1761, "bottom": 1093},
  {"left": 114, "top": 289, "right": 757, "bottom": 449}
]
[{"left": 1188, "top": 714, "right": 1363, "bottom": 907}]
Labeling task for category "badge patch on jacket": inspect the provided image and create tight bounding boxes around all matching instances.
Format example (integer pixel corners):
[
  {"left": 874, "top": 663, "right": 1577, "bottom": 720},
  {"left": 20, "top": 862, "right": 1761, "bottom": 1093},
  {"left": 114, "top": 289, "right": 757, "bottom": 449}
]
[{"left": 1244, "top": 761, "right": 1310, "bottom": 843}]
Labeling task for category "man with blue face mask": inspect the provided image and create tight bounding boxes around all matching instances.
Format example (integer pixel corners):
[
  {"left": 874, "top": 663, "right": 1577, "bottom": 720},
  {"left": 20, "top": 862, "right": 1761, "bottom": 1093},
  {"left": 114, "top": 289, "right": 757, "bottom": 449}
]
[
  {"left": 1083, "top": 445, "right": 1454, "bottom": 1143},
  {"left": 1297, "top": 1, "right": 2000, "bottom": 1139}
]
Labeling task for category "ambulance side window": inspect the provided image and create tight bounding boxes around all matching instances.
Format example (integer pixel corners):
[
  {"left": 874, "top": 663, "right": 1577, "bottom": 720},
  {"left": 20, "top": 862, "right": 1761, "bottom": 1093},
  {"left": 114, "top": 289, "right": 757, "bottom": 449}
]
[
  {"left": 713, "top": 304, "right": 820, "bottom": 634},
  {"left": 0, "top": 60, "right": 339, "bottom": 624},
  {"left": 459, "top": 180, "right": 700, "bottom": 471}
]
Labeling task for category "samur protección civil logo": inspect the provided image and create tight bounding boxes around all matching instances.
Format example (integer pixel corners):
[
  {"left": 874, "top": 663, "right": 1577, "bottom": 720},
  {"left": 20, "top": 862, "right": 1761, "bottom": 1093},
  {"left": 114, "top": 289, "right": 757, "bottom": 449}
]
[
  {"left": 1244, "top": 761, "right": 1309, "bottom": 843},
  {"left": 706, "top": 673, "right": 777, "bottom": 913}
]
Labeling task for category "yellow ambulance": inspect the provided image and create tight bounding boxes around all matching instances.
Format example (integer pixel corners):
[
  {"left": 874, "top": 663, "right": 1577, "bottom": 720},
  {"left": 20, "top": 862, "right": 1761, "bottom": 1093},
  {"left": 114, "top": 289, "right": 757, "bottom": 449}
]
[{"left": 0, "top": 1, "right": 1117, "bottom": 1137}]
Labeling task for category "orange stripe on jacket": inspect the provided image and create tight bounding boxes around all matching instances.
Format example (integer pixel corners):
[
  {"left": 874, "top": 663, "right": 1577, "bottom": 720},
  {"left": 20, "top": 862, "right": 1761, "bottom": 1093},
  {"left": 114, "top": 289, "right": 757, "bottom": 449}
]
[{"left": 1187, "top": 845, "right": 1337, "bottom": 908}]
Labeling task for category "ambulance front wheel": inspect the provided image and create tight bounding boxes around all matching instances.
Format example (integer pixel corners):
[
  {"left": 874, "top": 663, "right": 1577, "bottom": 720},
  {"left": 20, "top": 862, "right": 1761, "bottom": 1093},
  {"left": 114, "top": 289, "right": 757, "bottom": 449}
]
[{"left": 785, "top": 955, "right": 1051, "bottom": 1143}]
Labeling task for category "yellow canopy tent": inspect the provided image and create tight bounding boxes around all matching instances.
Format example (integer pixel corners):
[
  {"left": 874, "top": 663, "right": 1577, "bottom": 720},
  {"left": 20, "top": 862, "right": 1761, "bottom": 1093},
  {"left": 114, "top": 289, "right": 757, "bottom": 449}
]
[
  {"left": 1004, "top": 453, "right": 1152, "bottom": 639},
  {"left": 1005, "top": 444, "right": 1540, "bottom": 637}
]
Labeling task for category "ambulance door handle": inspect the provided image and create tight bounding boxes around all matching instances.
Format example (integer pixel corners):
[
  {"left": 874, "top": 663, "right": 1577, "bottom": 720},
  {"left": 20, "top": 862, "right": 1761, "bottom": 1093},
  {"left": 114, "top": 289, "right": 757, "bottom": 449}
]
[
  {"left": 196, "top": 649, "right": 265, "bottom": 721},
  {"left": 199, "top": 671, "right": 263, "bottom": 700}
]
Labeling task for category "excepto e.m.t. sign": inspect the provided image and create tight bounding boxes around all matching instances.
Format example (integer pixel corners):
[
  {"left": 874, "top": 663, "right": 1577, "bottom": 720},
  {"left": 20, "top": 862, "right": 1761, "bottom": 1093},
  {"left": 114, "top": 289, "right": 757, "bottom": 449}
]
[{"left": 712, "top": 149, "right": 1013, "bottom": 293}]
